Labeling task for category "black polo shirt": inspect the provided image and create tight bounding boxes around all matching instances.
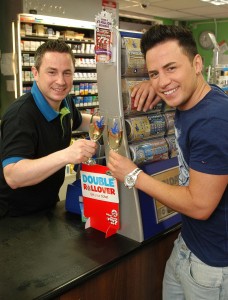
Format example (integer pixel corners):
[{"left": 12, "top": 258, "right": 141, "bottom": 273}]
[{"left": 0, "top": 82, "right": 82, "bottom": 216}]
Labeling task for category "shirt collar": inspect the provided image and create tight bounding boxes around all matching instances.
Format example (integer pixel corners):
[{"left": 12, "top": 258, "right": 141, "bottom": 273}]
[{"left": 31, "top": 81, "right": 70, "bottom": 121}]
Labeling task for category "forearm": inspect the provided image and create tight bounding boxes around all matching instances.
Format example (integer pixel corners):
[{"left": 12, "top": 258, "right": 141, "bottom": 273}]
[
  {"left": 135, "top": 170, "right": 225, "bottom": 220},
  {"left": 4, "top": 138, "right": 97, "bottom": 189},
  {"left": 136, "top": 169, "right": 227, "bottom": 220},
  {"left": 4, "top": 149, "right": 67, "bottom": 188},
  {"left": 108, "top": 151, "right": 227, "bottom": 220},
  {"left": 135, "top": 171, "right": 196, "bottom": 216}
]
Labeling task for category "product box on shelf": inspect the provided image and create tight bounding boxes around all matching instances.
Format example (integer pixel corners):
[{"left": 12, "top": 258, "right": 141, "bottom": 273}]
[{"left": 121, "top": 37, "right": 148, "bottom": 77}]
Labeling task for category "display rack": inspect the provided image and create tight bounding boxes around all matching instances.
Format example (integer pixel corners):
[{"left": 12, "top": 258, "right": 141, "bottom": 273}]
[
  {"left": 97, "top": 29, "right": 181, "bottom": 242},
  {"left": 207, "top": 65, "right": 228, "bottom": 93},
  {"left": 14, "top": 13, "right": 98, "bottom": 111}
]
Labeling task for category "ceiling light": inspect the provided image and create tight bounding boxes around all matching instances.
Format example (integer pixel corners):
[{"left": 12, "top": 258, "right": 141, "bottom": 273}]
[{"left": 201, "top": 0, "right": 228, "bottom": 5}]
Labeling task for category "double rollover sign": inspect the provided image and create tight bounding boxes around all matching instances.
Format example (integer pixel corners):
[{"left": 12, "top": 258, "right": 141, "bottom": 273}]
[{"left": 81, "top": 164, "right": 120, "bottom": 238}]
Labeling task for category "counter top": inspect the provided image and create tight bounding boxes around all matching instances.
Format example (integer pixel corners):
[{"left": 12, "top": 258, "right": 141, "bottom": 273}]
[{"left": 0, "top": 201, "right": 140, "bottom": 300}]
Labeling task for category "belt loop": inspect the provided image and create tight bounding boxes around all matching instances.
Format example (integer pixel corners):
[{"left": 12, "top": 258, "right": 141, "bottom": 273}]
[{"left": 179, "top": 234, "right": 191, "bottom": 259}]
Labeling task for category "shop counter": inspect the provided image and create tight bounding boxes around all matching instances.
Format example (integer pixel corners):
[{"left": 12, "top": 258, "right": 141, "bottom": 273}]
[{"left": 0, "top": 201, "right": 180, "bottom": 300}]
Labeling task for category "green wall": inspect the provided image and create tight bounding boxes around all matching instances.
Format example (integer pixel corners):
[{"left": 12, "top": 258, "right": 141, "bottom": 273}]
[
  {"left": 154, "top": 18, "right": 228, "bottom": 79},
  {"left": 188, "top": 19, "right": 228, "bottom": 78},
  {"left": 142, "top": 16, "right": 228, "bottom": 80},
  {"left": 154, "top": 17, "right": 175, "bottom": 25}
]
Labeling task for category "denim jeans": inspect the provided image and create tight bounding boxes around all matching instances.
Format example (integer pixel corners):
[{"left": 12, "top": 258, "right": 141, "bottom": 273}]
[{"left": 163, "top": 234, "right": 228, "bottom": 300}]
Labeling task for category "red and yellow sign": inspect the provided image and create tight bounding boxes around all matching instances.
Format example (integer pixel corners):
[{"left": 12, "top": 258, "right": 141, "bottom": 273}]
[{"left": 81, "top": 164, "right": 120, "bottom": 238}]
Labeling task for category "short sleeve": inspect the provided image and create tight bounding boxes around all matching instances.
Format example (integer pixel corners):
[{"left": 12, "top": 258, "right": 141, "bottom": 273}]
[{"left": 189, "top": 117, "right": 228, "bottom": 175}]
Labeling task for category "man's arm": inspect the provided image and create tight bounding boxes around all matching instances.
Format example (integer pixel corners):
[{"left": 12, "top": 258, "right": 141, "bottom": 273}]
[
  {"left": 4, "top": 138, "right": 96, "bottom": 189},
  {"left": 107, "top": 151, "right": 228, "bottom": 220},
  {"left": 136, "top": 168, "right": 227, "bottom": 220}
]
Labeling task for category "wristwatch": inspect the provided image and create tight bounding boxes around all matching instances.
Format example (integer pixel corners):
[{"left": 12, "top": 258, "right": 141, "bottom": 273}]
[{"left": 124, "top": 168, "right": 142, "bottom": 189}]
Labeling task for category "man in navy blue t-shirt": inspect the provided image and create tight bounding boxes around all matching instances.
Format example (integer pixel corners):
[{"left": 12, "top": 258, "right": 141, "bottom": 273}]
[
  {"left": 108, "top": 25, "right": 228, "bottom": 299},
  {"left": 0, "top": 40, "right": 97, "bottom": 217}
]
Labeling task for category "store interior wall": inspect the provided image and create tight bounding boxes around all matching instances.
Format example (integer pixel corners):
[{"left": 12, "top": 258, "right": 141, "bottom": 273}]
[
  {"left": 0, "top": 0, "right": 102, "bottom": 118},
  {"left": 22, "top": 0, "right": 102, "bottom": 22},
  {"left": 1, "top": 0, "right": 228, "bottom": 118},
  {"left": 0, "top": 0, "right": 23, "bottom": 118},
  {"left": 189, "top": 19, "right": 228, "bottom": 78}
]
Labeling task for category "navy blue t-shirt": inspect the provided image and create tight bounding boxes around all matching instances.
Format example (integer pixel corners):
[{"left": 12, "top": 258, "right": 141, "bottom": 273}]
[{"left": 175, "top": 85, "right": 228, "bottom": 267}]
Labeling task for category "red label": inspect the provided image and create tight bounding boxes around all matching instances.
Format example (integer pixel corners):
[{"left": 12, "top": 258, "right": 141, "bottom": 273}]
[{"left": 81, "top": 164, "right": 120, "bottom": 238}]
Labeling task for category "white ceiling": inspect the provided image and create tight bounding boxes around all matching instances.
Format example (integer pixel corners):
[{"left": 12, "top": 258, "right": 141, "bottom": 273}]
[{"left": 117, "top": 0, "right": 228, "bottom": 21}]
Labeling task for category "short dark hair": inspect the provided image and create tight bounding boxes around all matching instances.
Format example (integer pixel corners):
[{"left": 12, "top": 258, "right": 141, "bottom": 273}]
[
  {"left": 34, "top": 39, "right": 75, "bottom": 70},
  {"left": 141, "top": 25, "right": 198, "bottom": 62}
]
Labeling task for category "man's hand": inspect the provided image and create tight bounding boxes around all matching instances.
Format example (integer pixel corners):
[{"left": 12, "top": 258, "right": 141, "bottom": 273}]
[
  {"left": 66, "top": 139, "right": 97, "bottom": 164},
  {"left": 131, "top": 80, "right": 161, "bottom": 112},
  {"left": 107, "top": 150, "right": 137, "bottom": 182},
  {"left": 3, "top": 139, "right": 97, "bottom": 189}
]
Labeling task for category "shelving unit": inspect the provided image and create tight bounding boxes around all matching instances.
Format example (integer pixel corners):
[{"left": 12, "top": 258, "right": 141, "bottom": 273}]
[
  {"left": 14, "top": 13, "right": 98, "bottom": 111},
  {"left": 97, "top": 29, "right": 181, "bottom": 242},
  {"left": 207, "top": 65, "right": 228, "bottom": 94}
]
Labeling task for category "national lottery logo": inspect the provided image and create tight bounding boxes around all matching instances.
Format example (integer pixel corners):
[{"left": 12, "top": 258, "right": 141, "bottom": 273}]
[{"left": 106, "top": 209, "right": 118, "bottom": 225}]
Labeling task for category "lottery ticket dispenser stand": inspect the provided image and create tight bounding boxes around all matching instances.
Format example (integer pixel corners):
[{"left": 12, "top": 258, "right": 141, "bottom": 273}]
[{"left": 97, "top": 29, "right": 181, "bottom": 243}]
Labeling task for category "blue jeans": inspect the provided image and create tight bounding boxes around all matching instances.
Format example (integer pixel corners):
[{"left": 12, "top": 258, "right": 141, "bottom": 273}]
[{"left": 163, "top": 234, "right": 228, "bottom": 300}]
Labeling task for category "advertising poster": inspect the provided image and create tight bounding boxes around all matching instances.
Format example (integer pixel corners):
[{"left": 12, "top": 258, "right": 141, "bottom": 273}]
[
  {"left": 102, "top": 0, "right": 117, "bottom": 25},
  {"left": 95, "top": 10, "right": 113, "bottom": 63},
  {"left": 81, "top": 164, "right": 120, "bottom": 237}
]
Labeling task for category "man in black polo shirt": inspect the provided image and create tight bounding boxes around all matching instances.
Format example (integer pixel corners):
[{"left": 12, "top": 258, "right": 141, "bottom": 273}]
[{"left": 0, "top": 40, "right": 97, "bottom": 217}]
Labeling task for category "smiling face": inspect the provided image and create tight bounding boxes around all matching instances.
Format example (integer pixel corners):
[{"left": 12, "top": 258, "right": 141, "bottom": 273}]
[
  {"left": 32, "top": 51, "right": 74, "bottom": 111},
  {"left": 146, "top": 40, "right": 203, "bottom": 110}
]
